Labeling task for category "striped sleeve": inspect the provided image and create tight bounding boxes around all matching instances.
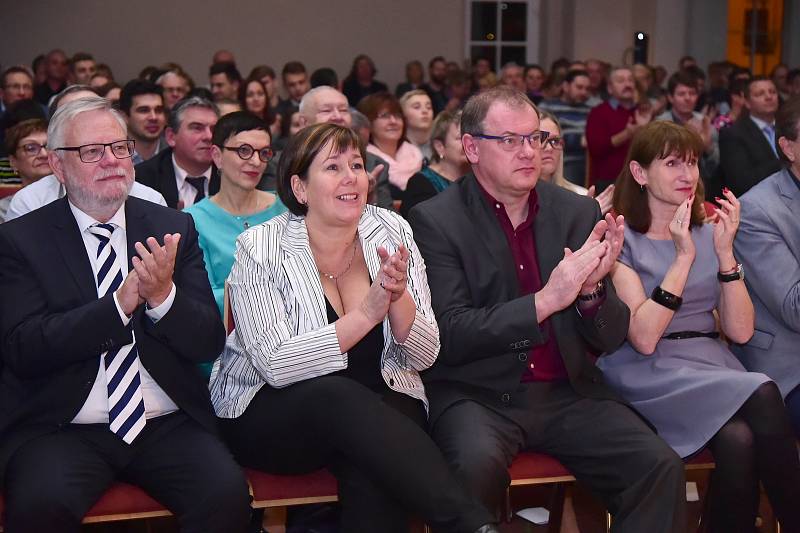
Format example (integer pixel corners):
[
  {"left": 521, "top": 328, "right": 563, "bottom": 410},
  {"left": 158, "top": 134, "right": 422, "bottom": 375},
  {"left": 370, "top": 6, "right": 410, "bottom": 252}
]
[
  {"left": 227, "top": 227, "right": 347, "bottom": 388},
  {"left": 389, "top": 214, "right": 440, "bottom": 371}
]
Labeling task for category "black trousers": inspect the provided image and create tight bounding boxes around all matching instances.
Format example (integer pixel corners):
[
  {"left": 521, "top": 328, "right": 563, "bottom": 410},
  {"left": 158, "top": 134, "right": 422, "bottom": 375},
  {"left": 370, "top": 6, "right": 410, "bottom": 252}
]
[
  {"left": 219, "top": 376, "right": 492, "bottom": 533},
  {"left": 3, "top": 412, "right": 251, "bottom": 533},
  {"left": 430, "top": 382, "right": 687, "bottom": 533}
]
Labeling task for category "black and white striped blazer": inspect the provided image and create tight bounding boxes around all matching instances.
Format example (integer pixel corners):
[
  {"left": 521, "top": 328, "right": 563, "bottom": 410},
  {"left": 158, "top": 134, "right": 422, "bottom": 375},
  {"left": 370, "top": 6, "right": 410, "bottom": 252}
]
[{"left": 210, "top": 205, "right": 440, "bottom": 418}]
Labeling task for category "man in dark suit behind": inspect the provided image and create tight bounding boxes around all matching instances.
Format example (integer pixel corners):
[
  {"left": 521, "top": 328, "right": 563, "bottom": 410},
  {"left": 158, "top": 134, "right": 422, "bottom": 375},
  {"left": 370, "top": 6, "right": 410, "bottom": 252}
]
[
  {"left": 719, "top": 76, "right": 782, "bottom": 196},
  {"left": 134, "top": 95, "right": 220, "bottom": 209},
  {"left": 0, "top": 95, "right": 250, "bottom": 532},
  {"left": 408, "top": 86, "right": 685, "bottom": 532}
]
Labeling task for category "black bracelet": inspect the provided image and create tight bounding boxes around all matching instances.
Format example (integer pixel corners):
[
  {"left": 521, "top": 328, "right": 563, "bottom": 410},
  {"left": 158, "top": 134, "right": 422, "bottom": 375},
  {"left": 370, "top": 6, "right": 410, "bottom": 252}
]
[
  {"left": 578, "top": 280, "right": 606, "bottom": 302},
  {"left": 717, "top": 263, "right": 744, "bottom": 283},
  {"left": 651, "top": 286, "right": 682, "bottom": 311}
]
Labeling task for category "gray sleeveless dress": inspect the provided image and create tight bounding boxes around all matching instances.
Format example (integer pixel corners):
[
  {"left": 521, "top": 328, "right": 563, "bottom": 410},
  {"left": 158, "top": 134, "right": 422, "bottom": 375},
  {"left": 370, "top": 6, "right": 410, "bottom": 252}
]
[{"left": 597, "top": 224, "right": 770, "bottom": 458}]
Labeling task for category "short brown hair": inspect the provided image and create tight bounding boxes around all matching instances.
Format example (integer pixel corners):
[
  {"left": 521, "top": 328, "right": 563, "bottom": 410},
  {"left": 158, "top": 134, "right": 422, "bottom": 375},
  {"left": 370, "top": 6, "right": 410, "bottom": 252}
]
[
  {"left": 460, "top": 86, "right": 536, "bottom": 136},
  {"left": 277, "top": 123, "right": 366, "bottom": 216},
  {"left": 776, "top": 96, "right": 800, "bottom": 164},
  {"left": 5, "top": 118, "right": 48, "bottom": 155},
  {"left": 612, "top": 121, "right": 706, "bottom": 234},
  {"left": 357, "top": 92, "right": 406, "bottom": 150}
]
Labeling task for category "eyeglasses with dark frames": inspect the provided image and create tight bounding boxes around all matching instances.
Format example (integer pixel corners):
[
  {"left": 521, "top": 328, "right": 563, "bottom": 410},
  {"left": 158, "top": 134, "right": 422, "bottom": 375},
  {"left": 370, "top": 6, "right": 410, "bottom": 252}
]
[
  {"left": 55, "top": 139, "right": 135, "bottom": 163},
  {"left": 542, "top": 136, "right": 565, "bottom": 150},
  {"left": 472, "top": 131, "right": 550, "bottom": 151},
  {"left": 18, "top": 142, "right": 47, "bottom": 157},
  {"left": 223, "top": 144, "right": 274, "bottom": 162}
]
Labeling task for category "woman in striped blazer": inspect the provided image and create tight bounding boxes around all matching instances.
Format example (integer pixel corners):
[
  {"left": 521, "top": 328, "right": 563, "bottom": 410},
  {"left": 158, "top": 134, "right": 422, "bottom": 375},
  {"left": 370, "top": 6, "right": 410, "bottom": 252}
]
[{"left": 210, "top": 123, "right": 497, "bottom": 533}]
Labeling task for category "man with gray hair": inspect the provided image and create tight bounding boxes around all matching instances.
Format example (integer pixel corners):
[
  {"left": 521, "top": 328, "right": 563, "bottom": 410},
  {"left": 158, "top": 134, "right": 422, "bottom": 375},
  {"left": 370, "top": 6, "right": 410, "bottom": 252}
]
[
  {"left": 135, "top": 96, "right": 220, "bottom": 208},
  {"left": 5, "top": 86, "right": 166, "bottom": 222},
  {"left": 0, "top": 95, "right": 250, "bottom": 532},
  {"left": 265, "top": 85, "right": 393, "bottom": 208}
]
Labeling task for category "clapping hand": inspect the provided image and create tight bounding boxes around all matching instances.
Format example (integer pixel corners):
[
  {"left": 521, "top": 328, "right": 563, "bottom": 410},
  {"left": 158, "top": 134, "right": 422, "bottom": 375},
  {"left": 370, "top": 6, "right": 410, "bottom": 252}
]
[
  {"left": 377, "top": 244, "right": 409, "bottom": 303},
  {"left": 669, "top": 195, "right": 696, "bottom": 261},
  {"left": 712, "top": 187, "right": 740, "bottom": 259},
  {"left": 580, "top": 213, "right": 625, "bottom": 293},
  {"left": 132, "top": 233, "right": 181, "bottom": 308},
  {"left": 587, "top": 184, "right": 615, "bottom": 215}
]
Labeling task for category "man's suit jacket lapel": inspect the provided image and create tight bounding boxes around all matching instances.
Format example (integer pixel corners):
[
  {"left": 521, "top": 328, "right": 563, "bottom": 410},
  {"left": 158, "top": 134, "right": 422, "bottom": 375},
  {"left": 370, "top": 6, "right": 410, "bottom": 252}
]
[
  {"left": 775, "top": 168, "right": 800, "bottom": 217},
  {"left": 124, "top": 199, "right": 151, "bottom": 273},
  {"left": 463, "top": 175, "right": 519, "bottom": 294},
  {"left": 157, "top": 150, "right": 180, "bottom": 209},
  {"left": 50, "top": 198, "right": 98, "bottom": 303},
  {"left": 532, "top": 183, "right": 563, "bottom": 284},
  {"left": 741, "top": 117, "right": 778, "bottom": 162}
]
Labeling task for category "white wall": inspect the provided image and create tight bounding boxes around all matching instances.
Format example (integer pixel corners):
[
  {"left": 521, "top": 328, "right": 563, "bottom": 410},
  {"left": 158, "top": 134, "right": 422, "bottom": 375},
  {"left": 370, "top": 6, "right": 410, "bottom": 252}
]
[
  {"left": 0, "top": 0, "right": 465, "bottom": 92},
  {"left": 4, "top": 0, "right": 790, "bottom": 93}
]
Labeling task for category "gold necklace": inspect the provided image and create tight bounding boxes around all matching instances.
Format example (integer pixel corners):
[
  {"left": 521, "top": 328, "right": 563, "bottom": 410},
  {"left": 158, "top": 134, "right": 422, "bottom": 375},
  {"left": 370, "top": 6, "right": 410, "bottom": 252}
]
[{"left": 318, "top": 237, "right": 358, "bottom": 281}]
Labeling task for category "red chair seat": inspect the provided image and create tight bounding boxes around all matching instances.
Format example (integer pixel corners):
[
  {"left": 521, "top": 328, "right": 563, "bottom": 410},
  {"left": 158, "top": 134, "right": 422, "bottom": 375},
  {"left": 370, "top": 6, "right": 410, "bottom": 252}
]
[
  {"left": 246, "top": 468, "right": 338, "bottom": 507},
  {"left": 508, "top": 452, "right": 575, "bottom": 485},
  {"left": 83, "top": 482, "right": 170, "bottom": 523}
]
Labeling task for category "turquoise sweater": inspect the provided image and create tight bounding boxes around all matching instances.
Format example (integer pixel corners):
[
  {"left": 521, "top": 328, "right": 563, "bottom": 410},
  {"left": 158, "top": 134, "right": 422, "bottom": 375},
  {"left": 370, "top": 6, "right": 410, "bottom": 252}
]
[{"left": 185, "top": 196, "right": 288, "bottom": 315}]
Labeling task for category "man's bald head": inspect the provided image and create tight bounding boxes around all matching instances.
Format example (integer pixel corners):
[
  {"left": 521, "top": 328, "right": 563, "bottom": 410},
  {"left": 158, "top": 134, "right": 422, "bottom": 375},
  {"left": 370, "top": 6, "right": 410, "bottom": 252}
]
[{"left": 299, "top": 86, "right": 351, "bottom": 127}]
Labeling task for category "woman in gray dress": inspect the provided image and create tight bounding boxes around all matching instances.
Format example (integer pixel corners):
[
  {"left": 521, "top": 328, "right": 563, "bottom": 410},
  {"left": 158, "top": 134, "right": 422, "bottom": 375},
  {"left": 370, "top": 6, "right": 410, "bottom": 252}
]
[{"left": 598, "top": 121, "right": 800, "bottom": 532}]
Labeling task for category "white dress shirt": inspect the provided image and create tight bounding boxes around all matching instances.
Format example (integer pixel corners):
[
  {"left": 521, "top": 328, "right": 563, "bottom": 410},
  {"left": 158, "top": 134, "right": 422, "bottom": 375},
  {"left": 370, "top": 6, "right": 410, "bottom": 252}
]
[
  {"left": 4, "top": 174, "right": 167, "bottom": 222},
  {"left": 69, "top": 201, "right": 179, "bottom": 424},
  {"left": 172, "top": 155, "right": 211, "bottom": 209}
]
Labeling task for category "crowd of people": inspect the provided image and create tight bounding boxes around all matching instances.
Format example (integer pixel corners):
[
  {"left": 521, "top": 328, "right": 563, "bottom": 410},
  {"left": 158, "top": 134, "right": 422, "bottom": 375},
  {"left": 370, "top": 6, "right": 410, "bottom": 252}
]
[{"left": 1, "top": 47, "right": 800, "bottom": 533}]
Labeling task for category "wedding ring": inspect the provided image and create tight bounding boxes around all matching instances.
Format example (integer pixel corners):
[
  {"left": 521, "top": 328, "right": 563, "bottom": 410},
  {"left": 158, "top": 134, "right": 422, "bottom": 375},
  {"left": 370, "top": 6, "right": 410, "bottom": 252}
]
[{"left": 677, "top": 219, "right": 683, "bottom": 226}]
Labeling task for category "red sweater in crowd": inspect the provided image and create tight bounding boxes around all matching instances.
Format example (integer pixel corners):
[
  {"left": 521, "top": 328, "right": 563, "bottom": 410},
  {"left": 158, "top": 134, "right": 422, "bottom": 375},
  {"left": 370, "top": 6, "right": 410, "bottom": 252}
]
[{"left": 585, "top": 99, "right": 636, "bottom": 185}]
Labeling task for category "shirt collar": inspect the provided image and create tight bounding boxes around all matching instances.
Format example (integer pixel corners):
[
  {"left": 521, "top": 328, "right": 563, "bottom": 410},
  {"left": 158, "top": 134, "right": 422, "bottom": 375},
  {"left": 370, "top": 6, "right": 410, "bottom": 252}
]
[
  {"left": 476, "top": 179, "right": 539, "bottom": 229},
  {"left": 608, "top": 97, "right": 635, "bottom": 111},
  {"left": 172, "top": 153, "right": 211, "bottom": 186},
  {"left": 68, "top": 199, "right": 127, "bottom": 234},
  {"left": 749, "top": 114, "right": 775, "bottom": 131}
]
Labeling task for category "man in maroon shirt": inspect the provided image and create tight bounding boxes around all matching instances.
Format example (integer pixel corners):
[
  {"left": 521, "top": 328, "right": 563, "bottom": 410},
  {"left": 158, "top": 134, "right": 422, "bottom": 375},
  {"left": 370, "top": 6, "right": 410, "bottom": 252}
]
[
  {"left": 409, "top": 86, "right": 685, "bottom": 532},
  {"left": 585, "top": 67, "right": 653, "bottom": 191}
]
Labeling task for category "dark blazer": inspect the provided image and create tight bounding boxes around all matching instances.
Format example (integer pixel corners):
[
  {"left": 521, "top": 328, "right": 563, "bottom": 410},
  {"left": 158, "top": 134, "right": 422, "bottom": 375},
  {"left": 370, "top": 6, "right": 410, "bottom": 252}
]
[
  {"left": 408, "top": 174, "right": 630, "bottom": 425},
  {"left": 134, "top": 148, "right": 220, "bottom": 209},
  {"left": 719, "top": 115, "right": 782, "bottom": 197},
  {"left": 0, "top": 197, "right": 226, "bottom": 481},
  {"left": 400, "top": 172, "right": 438, "bottom": 218}
]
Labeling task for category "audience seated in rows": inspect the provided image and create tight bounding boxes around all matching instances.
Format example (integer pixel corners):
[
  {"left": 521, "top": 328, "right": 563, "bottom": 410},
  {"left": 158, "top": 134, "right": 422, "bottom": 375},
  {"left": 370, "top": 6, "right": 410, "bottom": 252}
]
[
  {"left": 5, "top": 86, "right": 166, "bottom": 221},
  {"left": 0, "top": 95, "right": 251, "bottom": 532}
]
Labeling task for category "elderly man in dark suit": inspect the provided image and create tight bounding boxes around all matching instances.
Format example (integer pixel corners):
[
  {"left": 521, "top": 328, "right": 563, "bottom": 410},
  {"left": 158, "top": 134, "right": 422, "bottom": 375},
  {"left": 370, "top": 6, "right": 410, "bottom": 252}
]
[
  {"left": 134, "top": 96, "right": 220, "bottom": 209},
  {"left": 408, "top": 86, "right": 685, "bottom": 533},
  {"left": 0, "top": 95, "right": 250, "bottom": 532},
  {"left": 719, "top": 76, "right": 783, "bottom": 196}
]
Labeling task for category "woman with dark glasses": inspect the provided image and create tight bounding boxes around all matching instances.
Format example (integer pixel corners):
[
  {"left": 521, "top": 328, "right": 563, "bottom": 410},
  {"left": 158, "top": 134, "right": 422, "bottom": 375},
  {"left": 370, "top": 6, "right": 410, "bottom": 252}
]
[{"left": 185, "top": 112, "right": 286, "bottom": 370}]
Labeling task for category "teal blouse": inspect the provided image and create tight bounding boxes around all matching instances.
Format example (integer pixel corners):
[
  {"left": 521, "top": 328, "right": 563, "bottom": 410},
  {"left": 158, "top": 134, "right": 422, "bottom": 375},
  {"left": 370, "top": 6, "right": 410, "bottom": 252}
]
[
  {"left": 185, "top": 196, "right": 287, "bottom": 378},
  {"left": 185, "top": 196, "right": 287, "bottom": 315}
]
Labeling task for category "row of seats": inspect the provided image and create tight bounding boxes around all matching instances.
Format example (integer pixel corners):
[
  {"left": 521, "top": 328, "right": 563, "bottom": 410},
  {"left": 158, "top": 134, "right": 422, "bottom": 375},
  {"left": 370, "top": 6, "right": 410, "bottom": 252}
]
[{"left": 0, "top": 450, "right": 717, "bottom": 532}]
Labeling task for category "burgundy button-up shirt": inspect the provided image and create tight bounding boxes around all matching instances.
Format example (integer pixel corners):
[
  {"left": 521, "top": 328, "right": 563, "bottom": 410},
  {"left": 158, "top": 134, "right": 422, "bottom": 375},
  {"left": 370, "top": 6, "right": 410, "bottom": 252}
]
[{"left": 478, "top": 183, "right": 568, "bottom": 382}]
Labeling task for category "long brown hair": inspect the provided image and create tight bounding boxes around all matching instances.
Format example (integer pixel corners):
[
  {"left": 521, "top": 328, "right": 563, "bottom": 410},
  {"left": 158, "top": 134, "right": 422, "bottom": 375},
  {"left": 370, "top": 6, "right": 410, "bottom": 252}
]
[{"left": 612, "top": 121, "right": 706, "bottom": 233}]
